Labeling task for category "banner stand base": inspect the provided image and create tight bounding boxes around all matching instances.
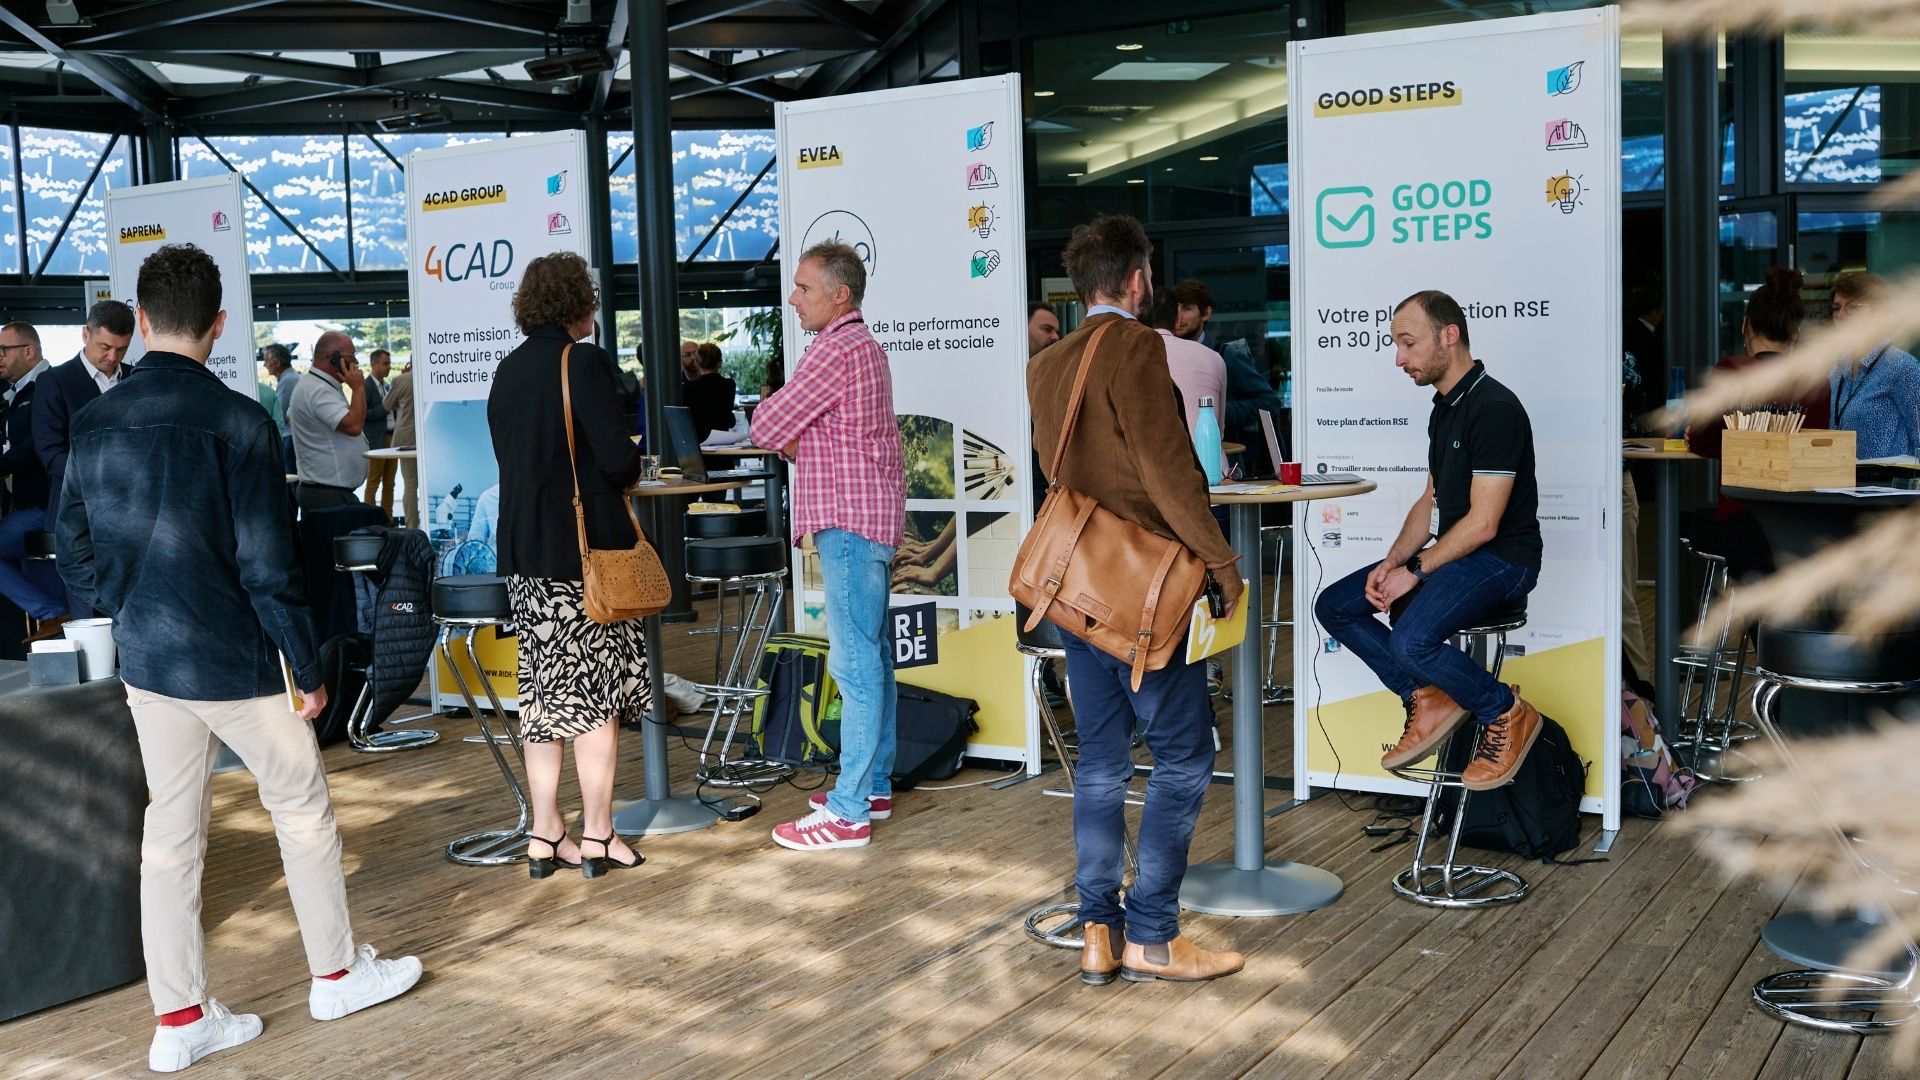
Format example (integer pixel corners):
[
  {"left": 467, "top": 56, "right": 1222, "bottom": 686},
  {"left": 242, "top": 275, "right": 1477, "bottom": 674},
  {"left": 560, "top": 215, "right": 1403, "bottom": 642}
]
[
  {"left": 612, "top": 794, "right": 734, "bottom": 836},
  {"left": 1178, "top": 861, "right": 1344, "bottom": 917}
]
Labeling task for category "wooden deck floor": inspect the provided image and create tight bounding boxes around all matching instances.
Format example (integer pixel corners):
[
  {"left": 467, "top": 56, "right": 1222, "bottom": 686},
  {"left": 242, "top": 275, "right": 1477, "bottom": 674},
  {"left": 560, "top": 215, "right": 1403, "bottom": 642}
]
[{"left": 6, "top": 586, "right": 1910, "bottom": 1079}]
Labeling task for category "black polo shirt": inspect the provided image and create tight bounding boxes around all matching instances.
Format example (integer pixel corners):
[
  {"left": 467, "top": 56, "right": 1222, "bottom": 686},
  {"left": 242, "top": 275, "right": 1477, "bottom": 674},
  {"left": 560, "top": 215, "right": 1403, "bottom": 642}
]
[{"left": 1428, "top": 360, "right": 1542, "bottom": 572}]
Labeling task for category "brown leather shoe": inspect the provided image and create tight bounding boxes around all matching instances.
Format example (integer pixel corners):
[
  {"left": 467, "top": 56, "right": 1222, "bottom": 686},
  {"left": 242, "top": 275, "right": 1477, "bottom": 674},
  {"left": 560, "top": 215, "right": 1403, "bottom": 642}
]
[
  {"left": 1461, "top": 686, "right": 1543, "bottom": 791},
  {"left": 1380, "top": 685, "right": 1469, "bottom": 770},
  {"left": 1080, "top": 922, "right": 1123, "bottom": 986},
  {"left": 1119, "top": 935, "right": 1245, "bottom": 983}
]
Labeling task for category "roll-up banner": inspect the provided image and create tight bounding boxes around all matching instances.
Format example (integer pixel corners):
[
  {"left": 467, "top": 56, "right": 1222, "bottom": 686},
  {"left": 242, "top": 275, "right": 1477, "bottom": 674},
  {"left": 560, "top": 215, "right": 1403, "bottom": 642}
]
[
  {"left": 407, "top": 130, "right": 591, "bottom": 707},
  {"left": 776, "top": 76, "right": 1038, "bottom": 768},
  {"left": 1288, "top": 8, "right": 1623, "bottom": 827},
  {"left": 104, "top": 174, "right": 255, "bottom": 395},
  {"left": 83, "top": 279, "right": 113, "bottom": 310}
]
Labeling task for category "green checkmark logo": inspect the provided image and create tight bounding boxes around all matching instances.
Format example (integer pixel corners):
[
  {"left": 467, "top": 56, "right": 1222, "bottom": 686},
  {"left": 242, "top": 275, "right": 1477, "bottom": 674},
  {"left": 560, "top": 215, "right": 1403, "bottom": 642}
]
[{"left": 1317, "top": 186, "right": 1375, "bottom": 248}]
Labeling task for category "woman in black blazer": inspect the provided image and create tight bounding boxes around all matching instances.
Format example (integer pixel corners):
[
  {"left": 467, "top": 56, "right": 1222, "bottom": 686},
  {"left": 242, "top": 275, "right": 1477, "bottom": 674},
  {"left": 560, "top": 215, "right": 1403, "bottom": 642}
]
[{"left": 487, "top": 251, "right": 647, "bottom": 879}]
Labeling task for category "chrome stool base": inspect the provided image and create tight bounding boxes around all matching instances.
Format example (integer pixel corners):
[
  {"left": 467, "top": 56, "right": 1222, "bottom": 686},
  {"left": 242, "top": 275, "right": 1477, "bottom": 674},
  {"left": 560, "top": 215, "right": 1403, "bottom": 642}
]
[
  {"left": 697, "top": 757, "right": 795, "bottom": 788},
  {"left": 437, "top": 621, "right": 531, "bottom": 867},
  {"left": 1392, "top": 865, "right": 1528, "bottom": 908},
  {"left": 357, "top": 729, "right": 441, "bottom": 752},
  {"left": 445, "top": 828, "right": 527, "bottom": 866},
  {"left": 1023, "top": 898, "right": 1129, "bottom": 950},
  {"left": 1752, "top": 970, "right": 1917, "bottom": 1034}
]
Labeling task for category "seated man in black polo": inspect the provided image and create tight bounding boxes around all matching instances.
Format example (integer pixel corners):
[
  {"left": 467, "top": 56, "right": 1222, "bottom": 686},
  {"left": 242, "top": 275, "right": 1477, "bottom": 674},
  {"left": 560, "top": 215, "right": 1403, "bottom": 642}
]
[{"left": 1313, "top": 290, "right": 1544, "bottom": 791}]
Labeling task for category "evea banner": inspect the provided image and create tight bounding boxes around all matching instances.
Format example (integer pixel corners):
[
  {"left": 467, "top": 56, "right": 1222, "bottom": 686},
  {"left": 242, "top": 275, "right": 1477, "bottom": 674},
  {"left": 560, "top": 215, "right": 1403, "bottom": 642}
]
[
  {"left": 1287, "top": 8, "right": 1623, "bottom": 826},
  {"left": 776, "top": 76, "right": 1038, "bottom": 768},
  {"left": 407, "top": 130, "right": 590, "bottom": 706},
  {"left": 105, "top": 174, "right": 255, "bottom": 395}
]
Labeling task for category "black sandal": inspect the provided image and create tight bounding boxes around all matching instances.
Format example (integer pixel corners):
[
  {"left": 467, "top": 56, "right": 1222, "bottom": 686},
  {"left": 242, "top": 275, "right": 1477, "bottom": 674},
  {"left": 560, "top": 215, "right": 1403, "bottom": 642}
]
[
  {"left": 580, "top": 834, "right": 644, "bottom": 878},
  {"left": 527, "top": 834, "right": 580, "bottom": 880}
]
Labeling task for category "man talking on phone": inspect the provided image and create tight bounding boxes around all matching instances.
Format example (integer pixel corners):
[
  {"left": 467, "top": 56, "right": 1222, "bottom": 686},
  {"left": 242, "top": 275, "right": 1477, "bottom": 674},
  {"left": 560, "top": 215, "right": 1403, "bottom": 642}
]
[
  {"left": 56, "top": 244, "right": 421, "bottom": 1074},
  {"left": 287, "top": 329, "right": 370, "bottom": 512}
]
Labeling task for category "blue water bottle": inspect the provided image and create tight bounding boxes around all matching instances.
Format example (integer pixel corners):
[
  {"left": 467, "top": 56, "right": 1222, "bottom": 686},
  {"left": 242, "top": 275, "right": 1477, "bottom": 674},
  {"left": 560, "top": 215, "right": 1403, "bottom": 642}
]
[
  {"left": 1665, "top": 367, "right": 1687, "bottom": 439},
  {"left": 1193, "top": 395, "right": 1225, "bottom": 485}
]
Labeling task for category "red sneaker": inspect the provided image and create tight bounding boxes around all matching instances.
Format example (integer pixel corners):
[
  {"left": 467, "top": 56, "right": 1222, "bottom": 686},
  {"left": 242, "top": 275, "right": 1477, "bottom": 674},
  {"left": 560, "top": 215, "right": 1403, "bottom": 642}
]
[
  {"left": 808, "top": 792, "right": 893, "bottom": 820},
  {"left": 771, "top": 808, "right": 872, "bottom": 851}
]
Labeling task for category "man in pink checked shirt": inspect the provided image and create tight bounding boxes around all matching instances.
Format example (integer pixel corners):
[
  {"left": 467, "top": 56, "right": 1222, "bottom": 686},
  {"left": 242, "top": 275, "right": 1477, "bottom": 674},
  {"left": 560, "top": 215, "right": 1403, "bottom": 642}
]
[{"left": 750, "top": 240, "right": 907, "bottom": 852}]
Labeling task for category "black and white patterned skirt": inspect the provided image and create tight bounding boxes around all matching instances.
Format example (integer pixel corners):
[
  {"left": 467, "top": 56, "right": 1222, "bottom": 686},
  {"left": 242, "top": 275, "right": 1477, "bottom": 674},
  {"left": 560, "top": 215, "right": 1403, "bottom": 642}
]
[{"left": 505, "top": 575, "right": 653, "bottom": 743}]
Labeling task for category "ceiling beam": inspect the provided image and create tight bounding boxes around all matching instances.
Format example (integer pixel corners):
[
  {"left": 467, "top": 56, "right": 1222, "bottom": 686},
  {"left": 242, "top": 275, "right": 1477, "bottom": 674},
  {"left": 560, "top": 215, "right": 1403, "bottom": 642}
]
[
  {"left": 783, "top": 0, "right": 885, "bottom": 44},
  {"left": 372, "top": 50, "right": 537, "bottom": 84},
  {"left": 669, "top": 17, "right": 874, "bottom": 50},
  {"left": 123, "top": 51, "right": 366, "bottom": 88},
  {"left": 802, "top": 0, "right": 948, "bottom": 98},
  {"left": 667, "top": 0, "right": 776, "bottom": 29},
  {"left": 591, "top": 0, "right": 630, "bottom": 112},
  {"left": 80, "top": 22, "right": 545, "bottom": 53},
  {"left": 177, "top": 71, "right": 580, "bottom": 119},
  {"left": 0, "top": 7, "right": 168, "bottom": 118},
  {"left": 65, "top": 0, "right": 287, "bottom": 46},
  {"left": 351, "top": 0, "right": 554, "bottom": 36}
]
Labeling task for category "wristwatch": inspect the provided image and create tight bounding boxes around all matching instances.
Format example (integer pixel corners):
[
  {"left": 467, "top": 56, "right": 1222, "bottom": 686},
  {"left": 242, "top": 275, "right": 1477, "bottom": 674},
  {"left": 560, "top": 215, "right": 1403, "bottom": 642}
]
[{"left": 1407, "top": 553, "right": 1430, "bottom": 583}]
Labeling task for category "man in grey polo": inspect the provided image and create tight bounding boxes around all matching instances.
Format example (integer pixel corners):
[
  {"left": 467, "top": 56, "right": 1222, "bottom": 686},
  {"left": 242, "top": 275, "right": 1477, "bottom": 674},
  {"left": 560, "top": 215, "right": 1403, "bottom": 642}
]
[{"left": 287, "top": 330, "right": 369, "bottom": 512}]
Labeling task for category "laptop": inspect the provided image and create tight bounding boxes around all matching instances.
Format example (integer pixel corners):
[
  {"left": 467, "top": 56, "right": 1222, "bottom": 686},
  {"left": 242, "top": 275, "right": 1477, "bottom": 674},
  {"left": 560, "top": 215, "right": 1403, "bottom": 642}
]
[
  {"left": 1261, "top": 408, "right": 1361, "bottom": 485},
  {"left": 663, "top": 406, "right": 766, "bottom": 483}
]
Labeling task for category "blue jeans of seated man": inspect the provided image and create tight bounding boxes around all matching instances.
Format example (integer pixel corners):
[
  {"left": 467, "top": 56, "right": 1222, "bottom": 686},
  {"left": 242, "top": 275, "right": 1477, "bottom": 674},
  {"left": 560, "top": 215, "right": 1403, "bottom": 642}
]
[
  {"left": 816, "top": 529, "right": 897, "bottom": 825},
  {"left": 1062, "top": 632, "right": 1214, "bottom": 946},
  {"left": 0, "top": 507, "right": 68, "bottom": 620},
  {"left": 1313, "top": 550, "right": 1538, "bottom": 723}
]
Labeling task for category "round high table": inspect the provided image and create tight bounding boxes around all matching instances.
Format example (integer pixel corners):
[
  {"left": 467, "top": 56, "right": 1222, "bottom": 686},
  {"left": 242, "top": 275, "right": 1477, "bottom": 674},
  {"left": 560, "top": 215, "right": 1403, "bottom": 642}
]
[
  {"left": 1180, "top": 478, "right": 1375, "bottom": 917},
  {"left": 1726, "top": 482, "right": 1920, "bottom": 980},
  {"left": 703, "top": 445, "right": 786, "bottom": 539},
  {"left": 1622, "top": 440, "right": 1707, "bottom": 727},
  {"left": 363, "top": 446, "right": 417, "bottom": 461},
  {"left": 612, "top": 476, "right": 749, "bottom": 836}
]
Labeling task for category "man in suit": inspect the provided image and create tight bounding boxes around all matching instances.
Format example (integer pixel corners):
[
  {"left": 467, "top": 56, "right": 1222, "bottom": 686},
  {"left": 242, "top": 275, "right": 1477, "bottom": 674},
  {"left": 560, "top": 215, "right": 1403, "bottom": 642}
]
[
  {"left": 36, "top": 299, "right": 134, "bottom": 521},
  {"left": 386, "top": 360, "right": 417, "bottom": 526},
  {"left": 0, "top": 321, "right": 68, "bottom": 634},
  {"left": 360, "top": 349, "right": 396, "bottom": 516}
]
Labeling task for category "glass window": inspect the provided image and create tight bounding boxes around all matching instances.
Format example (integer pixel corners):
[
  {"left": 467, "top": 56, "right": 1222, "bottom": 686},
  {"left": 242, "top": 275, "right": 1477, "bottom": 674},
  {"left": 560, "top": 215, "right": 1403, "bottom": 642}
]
[
  {"left": 178, "top": 134, "right": 348, "bottom": 273},
  {"left": 1718, "top": 209, "right": 1781, "bottom": 356},
  {"left": 1796, "top": 211, "right": 1920, "bottom": 303},
  {"left": 1785, "top": 32, "right": 1918, "bottom": 185},
  {"left": 607, "top": 129, "right": 779, "bottom": 264},
  {"left": 0, "top": 125, "right": 16, "bottom": 276},
  {"left": 350, "top": 132, "right": 504, "bottom": 271},
  {"left": 1027, "top": 11, "right": 1293, "bottom": 228},
  {"left": 19, "top": 127, "right": 134, "bottom": 277}
]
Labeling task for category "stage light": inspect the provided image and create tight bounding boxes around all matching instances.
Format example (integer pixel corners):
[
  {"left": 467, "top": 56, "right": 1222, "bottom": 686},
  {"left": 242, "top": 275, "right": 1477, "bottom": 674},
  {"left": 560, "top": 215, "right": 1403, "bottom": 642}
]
[
  {"left": 526, "top": 48, "right": 615, "bottom": 82},
  {"left": 1116, "top": 43, "right": 1144, "bottom": 51},
  {"left": 377, "top": 102, "right": 452, "bottom": 132},
  {"left": 44, "top": 1, "right": 83, "bottom": 26}
]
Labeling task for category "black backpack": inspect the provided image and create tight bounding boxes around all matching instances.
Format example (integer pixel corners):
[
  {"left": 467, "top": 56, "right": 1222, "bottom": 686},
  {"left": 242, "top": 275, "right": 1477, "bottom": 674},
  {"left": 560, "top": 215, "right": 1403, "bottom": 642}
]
[
  {"left": 310, "top": 632, "right": 371, "bottom": 747},
  {"left": 890, "top": 686, "right": 979, "bottom": 790},
  {"left": 1434, "top": 712, "right": 1588, "bottom": 862}
]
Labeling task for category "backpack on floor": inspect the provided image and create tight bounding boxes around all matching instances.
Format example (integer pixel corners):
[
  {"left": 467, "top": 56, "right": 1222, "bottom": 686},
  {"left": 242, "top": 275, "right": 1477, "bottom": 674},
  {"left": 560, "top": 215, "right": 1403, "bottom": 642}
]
[
  {"left": 750, "top": 634, "right": 839, "bottom": 765},
  {"left": 890, "top": 686, "right": 980, "bottom": 790},
  {"left": 1620, "top": 684, "right": 1697, "bottom": 819},
  {"left": 310, "top": 632, "right": 371, "bottom": 747},
  {"left": 1435, "top": 712, "right": 1588, "bottom": 862}
]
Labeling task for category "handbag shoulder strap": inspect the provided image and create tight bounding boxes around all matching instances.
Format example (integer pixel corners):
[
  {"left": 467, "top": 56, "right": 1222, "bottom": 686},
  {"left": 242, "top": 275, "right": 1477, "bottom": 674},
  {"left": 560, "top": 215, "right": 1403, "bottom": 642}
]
[
  {"left": 1044, "top": 319, "right": 1119, "bottom": 489},
  {"left": 560, "top": 343, "right": 648, "bottom": 555}
]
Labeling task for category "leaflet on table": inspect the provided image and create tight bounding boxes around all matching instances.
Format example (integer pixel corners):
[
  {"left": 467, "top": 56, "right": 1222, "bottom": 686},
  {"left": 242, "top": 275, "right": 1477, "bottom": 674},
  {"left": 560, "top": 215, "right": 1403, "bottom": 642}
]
[
  {"left": 1186, "top": 579, "right": 1251, "bottom": 664},
  {"left": 1812, "top": 486, "right": 1917, "bottom": 498},
  {"left": 1209, "top": 482, "right": 1301, "bottom": 495}
]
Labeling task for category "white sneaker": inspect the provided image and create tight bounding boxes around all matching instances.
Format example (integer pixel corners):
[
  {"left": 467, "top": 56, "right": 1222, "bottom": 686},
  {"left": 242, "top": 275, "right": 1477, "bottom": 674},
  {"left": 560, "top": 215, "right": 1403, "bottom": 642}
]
[
  {"left": 148, "top": 998, "right": 261, "bottom": 1073},
  {"left": 308, "top": 943, "right": 424, "bottom": 1021},
  {"left": 662, "top": 673, "right": 708, "bottom": 714}
]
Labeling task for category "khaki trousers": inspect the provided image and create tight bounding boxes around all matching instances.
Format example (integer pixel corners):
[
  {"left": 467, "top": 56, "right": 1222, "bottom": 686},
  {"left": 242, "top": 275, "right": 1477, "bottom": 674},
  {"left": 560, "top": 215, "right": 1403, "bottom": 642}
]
[
  {"left": 364, "top": 435, "right": 397, "bottom": 517},
  {"left": 1621, "top": 470, "right": 1653, "bottom": 681},
  {"left": 126, "top": 686, "right": 356, "bottom": 1015},
  {"left": 398, "top": 457, "right": 419, "bottom": 528}
]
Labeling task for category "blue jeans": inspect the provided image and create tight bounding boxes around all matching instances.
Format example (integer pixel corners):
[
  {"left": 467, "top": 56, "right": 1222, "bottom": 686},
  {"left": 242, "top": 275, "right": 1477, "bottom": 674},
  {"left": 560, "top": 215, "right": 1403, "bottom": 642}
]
[
  {"left": 816, "top": 529, "right": 897, "bottom": 824},
  {"left": 1313, "top": 550, "right": 1537, "bottom": 723},
  {"left": 0, "top": 507, "right": 68, "bottom": 620},
  {"left": 1061, "top": 632, "right": 1214, "bottom": 946}
]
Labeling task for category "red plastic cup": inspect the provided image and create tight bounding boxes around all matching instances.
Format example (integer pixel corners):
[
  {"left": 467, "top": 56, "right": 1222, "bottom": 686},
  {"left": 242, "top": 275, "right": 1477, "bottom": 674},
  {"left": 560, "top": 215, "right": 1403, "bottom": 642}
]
[{"left": 1279, "top": 462, "right": 1303, "bottom": 485}]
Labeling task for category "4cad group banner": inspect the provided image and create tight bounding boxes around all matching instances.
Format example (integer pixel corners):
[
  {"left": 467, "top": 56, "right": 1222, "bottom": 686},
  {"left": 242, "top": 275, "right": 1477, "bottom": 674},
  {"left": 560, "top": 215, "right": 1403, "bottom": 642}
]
[
  {"left": 406, "top": 130, "right": 591, "bottom": 706},
  {"left": 776, "top": 76, "right": 1038, "bottom": 767},
  {"left": 1287, "top": 8, "right": 1623, "bottom": 827},
  {"left": 104, "top": 174, "right": 255, "bottom": 395}
]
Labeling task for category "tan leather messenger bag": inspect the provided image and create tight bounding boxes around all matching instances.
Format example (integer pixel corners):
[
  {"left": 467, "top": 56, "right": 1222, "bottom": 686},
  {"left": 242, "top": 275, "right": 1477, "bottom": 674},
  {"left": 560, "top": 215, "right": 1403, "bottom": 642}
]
[{"left": 1010, "top": 321, "right": 1210, "bottom": 690}]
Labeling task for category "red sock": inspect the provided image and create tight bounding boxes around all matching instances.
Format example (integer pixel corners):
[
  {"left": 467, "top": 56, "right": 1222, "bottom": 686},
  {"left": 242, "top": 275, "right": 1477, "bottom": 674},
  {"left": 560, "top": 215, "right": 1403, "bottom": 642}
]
[
  {"left": 158, "top": 1005, "right": 204, "bottom": 1027},
  {"left": 315, "top": 968, "right": 349, "bottom": 981}
]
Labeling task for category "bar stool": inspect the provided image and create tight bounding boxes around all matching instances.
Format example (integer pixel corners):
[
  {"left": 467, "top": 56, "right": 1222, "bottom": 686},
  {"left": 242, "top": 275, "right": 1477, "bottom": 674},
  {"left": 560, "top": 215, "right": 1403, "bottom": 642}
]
[
  {"left": 1671, "top": 542, "right": 1760, "bottom": 782},
  {"left": 1746, "top": 616, "right": 1920, "bottom": 1034},
  {"left": 1016, "top": 603, "right": 1139, "bottom": 949},
  {"left": 1222, "top": 524, "right": 1294, "bottom": 707},
  {"left": 333, "top": 535, "right": 439, "bottom": 753},
  {"left": 685, "top": 507, "right": 769, "bottom": 608},
  {"left": 433, "top": 573, "right": 530, "bottom": 866},
  {"left": 684, "top": 535, "right": 790, "bottom": 790},
  {"left": 1384, "top": 597, "right": 1531, "bottom": 908}
]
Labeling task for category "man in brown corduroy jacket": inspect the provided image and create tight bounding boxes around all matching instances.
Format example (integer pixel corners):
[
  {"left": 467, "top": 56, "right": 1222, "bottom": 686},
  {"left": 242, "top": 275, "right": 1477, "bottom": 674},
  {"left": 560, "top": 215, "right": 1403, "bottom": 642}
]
[{"left": 1027, "top": 213, "right": 1245, "bottom": 987}]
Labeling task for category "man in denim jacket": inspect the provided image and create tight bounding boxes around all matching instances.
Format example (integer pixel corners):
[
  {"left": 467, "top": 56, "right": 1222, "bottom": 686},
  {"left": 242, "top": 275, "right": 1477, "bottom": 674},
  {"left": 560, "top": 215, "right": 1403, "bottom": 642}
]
[{"left": 55, "top": 244, "right": 422, "bottom": 1074}]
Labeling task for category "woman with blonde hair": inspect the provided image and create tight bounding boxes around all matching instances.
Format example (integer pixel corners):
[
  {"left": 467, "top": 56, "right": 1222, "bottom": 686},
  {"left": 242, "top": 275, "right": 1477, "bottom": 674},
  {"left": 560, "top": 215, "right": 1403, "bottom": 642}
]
[{"left": 487, "top": 251, "right": 649, "bottom": 878}]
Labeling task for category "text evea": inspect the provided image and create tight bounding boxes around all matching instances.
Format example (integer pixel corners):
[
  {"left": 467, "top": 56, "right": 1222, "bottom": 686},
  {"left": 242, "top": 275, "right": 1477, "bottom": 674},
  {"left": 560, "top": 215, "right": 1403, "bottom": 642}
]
[{"left": 797, "top": 145, "right": 844, "bottom": 169}]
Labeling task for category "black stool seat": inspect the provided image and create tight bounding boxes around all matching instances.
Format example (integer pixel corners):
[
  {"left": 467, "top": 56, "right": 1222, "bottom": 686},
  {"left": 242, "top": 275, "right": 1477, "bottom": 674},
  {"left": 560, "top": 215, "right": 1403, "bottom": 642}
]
[
  {"left": 334, "top": 534, "right": 385, "bottom": 570},
  {"left": 1389, "top": 593, "right": 1527, "bottom": 631},
  {"left": 433, "top": 574, "right": 510, "bottom": 620},
  {"left": 24, "top": 531, "right": 55, "bottom": 559},
  {"left": 1014, "top": 601, "right": 1065, "bottom": 652},
  {"left": 686, "top": 508, "right": 767, "bottom": 539},
  {"left": 686, "top": 536, "right": 786, "bottom": 579},
  {"left": 1756, "top": 617, "right": 1920, "bottom": 685}
]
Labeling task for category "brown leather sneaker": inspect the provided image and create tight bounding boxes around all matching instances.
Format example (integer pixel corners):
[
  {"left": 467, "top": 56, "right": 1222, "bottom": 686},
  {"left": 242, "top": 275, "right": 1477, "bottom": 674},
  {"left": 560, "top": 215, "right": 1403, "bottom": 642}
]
[
  {"left": 1380, "top": 685, "right": 1469, "bottom": 770},
  {"left": 1080, "top": 922, "right": 1123, "bottom": 986},
  {"left": 1461, "top": 686, "right": 1543, "bottom": 791},
  {"left": 1119, "top": 936, "right": 1245, "bottom": 983}
]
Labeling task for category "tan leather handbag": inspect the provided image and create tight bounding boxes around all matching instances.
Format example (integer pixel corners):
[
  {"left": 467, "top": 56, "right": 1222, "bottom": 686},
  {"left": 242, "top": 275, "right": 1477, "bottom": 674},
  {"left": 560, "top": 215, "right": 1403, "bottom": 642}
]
[
  {"left": 1010, "top": 322, "right": 1210, "bottom": 690},
  {"left": 560, "top": 344, "right": 672, "bottom": 622}
]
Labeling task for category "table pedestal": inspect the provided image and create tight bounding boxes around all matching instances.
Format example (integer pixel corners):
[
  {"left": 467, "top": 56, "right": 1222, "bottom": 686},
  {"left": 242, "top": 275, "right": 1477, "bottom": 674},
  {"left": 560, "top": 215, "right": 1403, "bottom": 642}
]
[{"left": 1764, "top": 910, "right": 1915, "bottom": 981}]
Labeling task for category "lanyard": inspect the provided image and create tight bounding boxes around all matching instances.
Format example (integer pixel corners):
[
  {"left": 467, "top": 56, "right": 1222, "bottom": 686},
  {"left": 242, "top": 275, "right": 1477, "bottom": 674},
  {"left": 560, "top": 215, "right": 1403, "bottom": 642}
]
[{"left": 1834, "top": 345, "right": 1891, "bottom": 427}]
